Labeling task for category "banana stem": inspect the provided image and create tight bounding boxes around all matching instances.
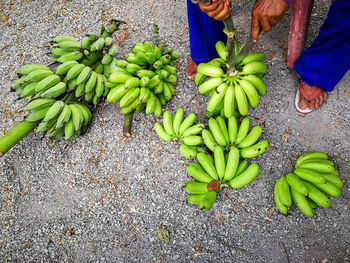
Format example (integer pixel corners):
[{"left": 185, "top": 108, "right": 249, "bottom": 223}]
[
  {"left": 0, "top": 120, "right": 39, "bottom": 157},
  {"left": 123, "top": 112, "right": 134, "bottom": 137},
  {"left": 223, "top": 13, "right": 237, "bottom": 74}
]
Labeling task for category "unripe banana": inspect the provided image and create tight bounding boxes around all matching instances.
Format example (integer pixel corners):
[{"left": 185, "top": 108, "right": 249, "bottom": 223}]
[
  {"left": 139, "top": 87, "right": 151, "bottom": 103},
  {"left": 239, "top": 78, "right": 259, "bottom": 108},
  {"left": 25, "top": 106, "right": 51, "bottom": 122},
  {"left": 55, "top": 61, "right": 79, "bottom": 75},
  {"left": 106, "top": 84, "right": 127, "bottom": 103},
  {"left": 241, "top": 61, "right": 268, "bottom": 75},
  {"left": 179, "top": 113, "right": 197, "bottom": 136},
  {"left": 19, "top": 82, "right": 36, "bottom": 98},
  {"left": 25, "top": 69, "right": 54, "bottom": 83},
  {"left": 162, "top": 110, "right": 175, "bottom": 136},
  {"left": 64, "top": 118, "right": 75, "bottom": 140},
  {"left": 153, "top": 96, "right": 162, "bottom": 117},
  {"left": 208, "top": 118, "right": 226, "bottom": 147},
  {"left": 302, "top": 181, "right": 331, "bottom": 208},
  {"left": 296, "top": 152, "right": 329, "bottom": 165},
  {"left": 23, "top": 98, "right": 56, "bottom": 112},
  {"left": 40, "top": 82, "right": 67, "bottom": 98},
  {"left": 228, "top": 163, "right": 260, "bottom": 189},
  {"left": 274, "top": 179, "right": 289, "bottom": 215},
  {"left": 121, "top": 97, "right": 141, "bottom": 115},
  {"left": 56, "top": 51, "right": 83, "bottom": 63},
  {"left": 184, "top": 181, "right": 209, "bottom": 194},
  {"left": 109, "top": 72, "right": 133, "bottom": 83},
  {"left": 213, "top": 146, "right": 225, "bottom": 180},
  {"left": 202, "top": 129, "right": 216, "bottom": 152},
  {"left": 85, "top": 72, "right": 98, "bottom": 93},
  {"left": 286, "top": 172, "right": 308, "bottom": 196},
  {"left": 81, "top": 36, "right": 91, "bottom": 50},
  {"left": 43, "top": 100, "right": 65, "bottom": 122},
  {"left": 234, "top": 83, "right": 249, "bottom": 116},
  {"left": 180, "top": 144, "right": 198, "bottom": 159},
  {"left": 216, "top": 116, "right": 230, "bottom": 146},
  {"left": 186, "top": 163, "right": 214, "bottom": 183},
  {"left": 162, "top": 82, "right": 172, "bottom": 100},
  {"left": 69, "top": 103, "right": 84, "bottom": 131},
  {"left": 237, "top": 125, "right": 262, "bottom": 148},
  {"left": 76, "top": 66, "right": 92, "bottom": 86},
  {"left": 306, "top": 197, "right": 318, "bottom": 209},
  {"left": 242, "top": 75, "right": 266, "bottom": 96},
  {"left": 293, "top": 168, "right": 326, "bottom": 184},
  {"left": 197, "top": 152, "right": 219, "bottom": 181},
  {"left": 223, "top": 147, "right": 240, "bottom": 181},
  {"left": 187, "top": 194, "right": 206, "bottom": 205},
  {"left": 182, "top": 136, "right": 204, "bottom": 146},
  {"left": 198, "top": 77, "right": 224, "bottom": 94},
  {"left": 182, "top": 123, "right": 205, "bottom": 137},
  {"left": 295, "top": 158, "right": 334, "bottom": 168},
  {"left": 145, "top": 92, "right": 156, "bottom": 115},
  {"left": 235, "top": 117, "right": 250, "bottom": 145},
  {"left": 227, "top": 116, "right": 238, "bottom": 145},
  {"left": 18, "top": 64, "right": 50, "bottom": 75},
  {"left": 137, "top": 69, "right": 156, "bottom": 79},
  {"left": 290, "top": 188, "right": 314, "bottom": 217},
  {"left": 241, "top": 52, "right": 266, "bottom": 65},
  {"left": 223, "top": 84, "right": 235, "bottom": 118},
  {"left": 200, "top": 191, "right": 217, "bottom": 211},
  {"left": 172, "top": 108, "right": 184, "bottom": 135},
  {"left": 313, "top": 182, "right": 341, "bottom": 198},
  {"left": 234, "top": 160, "right": 249, "bottom": 177},
  {"left": 207, "top": 83, "right": 228, "bottom": 113},
  {"left": 197, "top": 63, "right": 224, "bottom": 78},
  {"left": 278, "top": 176, "right": 292, "bottom": 207},
  {"left": 215, "top": 41, "right": 227, "bottom": 61},
  {"left": 66, "top": 63, "right": 85, "bottom": 81},
  {"left": 55, "top": 104, "right": 72, "bottom": 129},
  {"left": 297, "top": 161, "right": 335, "bottom": 174},
  {"left": 322, "top": 173, "right": 343, "bottom": 189},
  {"left": 120, "top": 87, "right": 140, "bottom": 108},
  {"left": 154, "top": 122, "right": 172, "bottom": 142},
  {"left": 239, "top": 140, "right": 269, "bottom": 159},
  {"left": 194, "top": 72, "right": 208, "bottom": 86}
]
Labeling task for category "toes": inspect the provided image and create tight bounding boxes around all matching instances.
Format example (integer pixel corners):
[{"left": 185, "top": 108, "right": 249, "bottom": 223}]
[
  {"left": 298, "top": 94, "right": 309, "bottom": 110},
  {"left": 309, "top": 99, "right": 316, "bottom": 110}
]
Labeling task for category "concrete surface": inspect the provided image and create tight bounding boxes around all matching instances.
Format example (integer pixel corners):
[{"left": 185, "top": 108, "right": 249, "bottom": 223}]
[{"left": 0, "top": 0, "right": 349, "bottom": 262}]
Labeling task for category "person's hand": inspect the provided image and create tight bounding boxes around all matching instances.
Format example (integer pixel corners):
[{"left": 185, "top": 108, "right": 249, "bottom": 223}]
[
  {"left": 199, "top": 0, "right": 231, "bottom": 21},
  {"left": 251, "top": 0, "right": 288, "bottom": 41}
]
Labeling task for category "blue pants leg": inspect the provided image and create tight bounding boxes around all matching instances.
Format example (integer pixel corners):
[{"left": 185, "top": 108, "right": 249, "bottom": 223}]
[
  {"left": 294, "top": 0, "right": 350, "bottom": 92},
  {"left": 187, "top": 0, "right": 227, "bottom": 65}
]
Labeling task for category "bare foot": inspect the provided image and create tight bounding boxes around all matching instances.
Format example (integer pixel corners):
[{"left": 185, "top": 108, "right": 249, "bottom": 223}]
[
  {"left": 186, "top": 58, "right": 197, "bottom": 81},
  {"left": 299, "top": 81, "right": 328, "bottom": 111}
]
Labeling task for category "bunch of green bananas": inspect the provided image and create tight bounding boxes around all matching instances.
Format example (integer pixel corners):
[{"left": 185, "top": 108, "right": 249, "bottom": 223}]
[
  {"left": 11, "top": 64, "right": 61, "bottom": 100},
  {"left": 202, "top": 115, "right": 268, "bottom": 159},
  {"left": 185, "top": 150, "right": 261, "bottom": 211},
  {"left": 195, "top": 41, "right": 267, "bottom": 117},
  {"left": 56, "top": 61, "right": 108, "bottom": 105},
  {"left": 274, "top": 152, "right": 343, "bottom": 217},
  {"left": 49, "top": 21, "right": 122, "bottom": 78},
  {"left": 154, "top": 109, "right": 207, "bottom": 159},
  {"left": 23, "top": 93, "right": 92, "bottom": 140},
  {"left": 106, "top": 41, "right": 180, "bottom": 116}
]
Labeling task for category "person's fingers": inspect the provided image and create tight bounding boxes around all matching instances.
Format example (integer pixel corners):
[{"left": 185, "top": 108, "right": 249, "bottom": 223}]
[
  {"left": 206, "top": 0, "right": 225, "bottom": 17},
  {"left": 251, "top": 12, "right": 260, "bottom": 41},
  {"left": 260, "top": 16, "right": 272, "bottom": 32},
  {"left": 199, "top": 0, "right": 219, "bottom": 12},
  {"left": 269, "top": 17, "right": 278, "bottom": 27},
  {"left": 214, "top": 2, "right": 230, "bottom": 20}
]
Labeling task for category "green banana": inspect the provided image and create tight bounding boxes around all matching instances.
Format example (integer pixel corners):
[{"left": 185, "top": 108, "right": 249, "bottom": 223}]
[
  {"left": 302, "top": 181, "right": 331, "bottom": 208},
  {"left": 43, "top": 100, "right": 65, "bottom": 122},
  {"left": 290, "top": 187, "right": 314, "bottom": 217},
  {"left": 182, "top": 136, "right": 204, "bottom": 146},
  {"left": 163, "top": 110, "right": 175, "bottom": 136},
  {"left": 106, "top": 84, "right": 127, "bottom": 103},
  {"left": 184, "top": 181, "right": 209, "bottom": 194},
  {"left": 25, "top": 106, "right": 51, "bottom": 122},
  {"left": 296, "top": 152, "right": 329, "bottom": 165},
  {"left": 18, "top": 64, "right": 50, "bottom": 75},
  {"left": 197, "top": 63, "right": 224, "bottom": 78},
  {"left": 35, "top": 75, "right": 61, "bottom": 93},
  {"left": 40, "top": 82, "right": 66, "bottom": 98},
  {"left": 322, "top": 173, "right": 343, "bottom": 189},
  {"left": 237, "top": 125, "right": 262, "bottom": 148},
  {"left": 216, "top": 116, "right": 229, "bottom": 146},
  {"left": 119, "top": 87, "right": 140, "bottom": 108},
  {"left": 213, "top": 146, "right": 225, "bottom": 180},
  {"left": 64, "top": 118, "right": 75, "bottom": 140},
  {"left": 241, "top": 61, "right": 268, "bottom": 75},
  {"left": 200, "top": 191, "right": 217, "bottom": 211},
  {"left": 228, "top": 163, "right": 260, "bottom": 189},
  {"left": 234, "top": 83, "right": 249, "bottom": 116},
  {"left": 223, "top": 84, "right": 235, "bottom": 118},
  {"left": 154, "top": 122, "right": 172, "bottom": 142},
  {"left": 109, "top": 71, "right": 133, "bottom": 83},
  {"left": 55, "top": 103, "right": 72, "bottom": 129},
  {"left": 223, "top": 147, "right": 240, "bottom": 181},
  {"left": 25, "top": 69, "right": 54, "bottom": 83},
  {"left": 76, "top": 66, "right": 92, "bottom": 85},
  {"left": 278, "top": 176, "right": 292, "bottom": 207},
  {"left": 55, "top": 61, "right": 79, "bottom": 75},
  {"left": 215, "top": 41, "right": 227, "bottom": 61},
  {"left": 179, "top": 144, "right": 198, "bottom": 159},
  {"left": 241, "top": 52, "right": 266, "bottom": 65},
  {"left": 56, "top": 51, "right": 83, "bottom": 63},
  {"left": 208, "top": 118, "right": 226, "bottom": 147},
  {"left": 274, "top": 179, "right": 289, "bottom": 215},
  {"left": 227, "top": 116, "right": 238, "bottom": 145},
  {"left": 235, "top": 117, "right": 250, "bottom": 145},
  {"left": 69, "top": 103, "right": 84, "bottom": 131},
  {"left": 239, "top": 78, "right": 259, "bottom": 108},
  {"left": 293, "top": 168, "right": 326, "bottom": 184},
  {"left": 313, "top": 182, "right": 341, "bottom": 198},
  {"left": 178, "top": 113, "right": 197, "bottom": 136},
  {"left": 207, "top": 83, "right": 228, "bottom": 113},
  {"left": 286, "top": 172, "right": 308, "bottom": 196},
  {"left": 194, "top": 72, "right": 208, "bottom": 86},
  {"left": 172, "top": 108, "right": 184, "bottom": 136},
  {"left": 197, "top": 152, "right": 219, "bottom": 181},
  {"left": 23, "top": 98, "right": 56, "bottom": 112},
  {"left": 198, "top": 77, "right": 224, "bottom": 94},
  {"left": 242, "top": 75, "right": 266, "bottom": 96},
  {"left": 239, "top": 140, "right": 269, "bottom": 159},
  {"left": 186, "top": 163, "right": 214, "bottom": 183},
  {"left": 297, "top": 161, "right": 335, "bottom": 174},
  {"left": 66, "top": 63, "right": 85, "bottom": 81},
  {"left": 85, "top": 71, "right": 98, "bottom": 93}
]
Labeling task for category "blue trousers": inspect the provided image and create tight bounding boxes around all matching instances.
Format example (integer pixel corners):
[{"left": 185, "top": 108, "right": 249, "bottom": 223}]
[
  {"left": 187, "top": 0, "right": 350, "bottom": 92},
  {"left": 187, "top": 0, "right": 226, "bottom": 65}
]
